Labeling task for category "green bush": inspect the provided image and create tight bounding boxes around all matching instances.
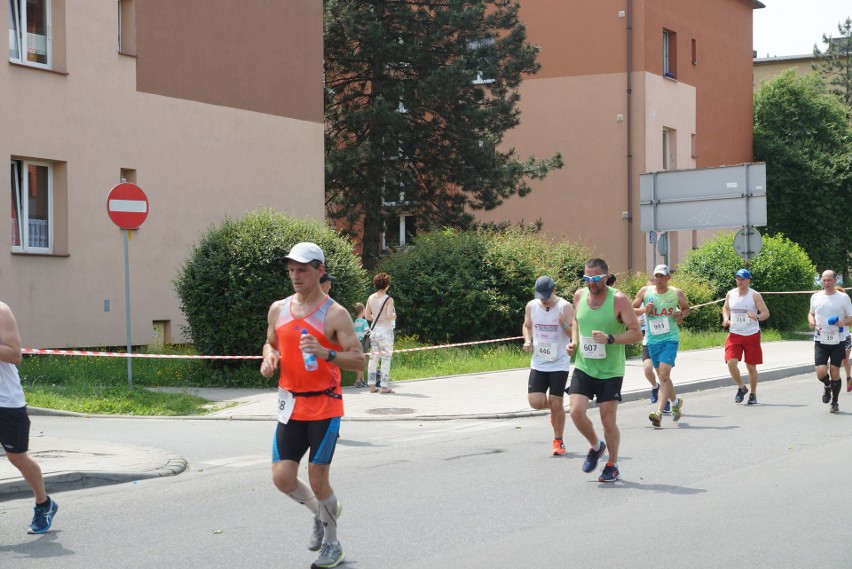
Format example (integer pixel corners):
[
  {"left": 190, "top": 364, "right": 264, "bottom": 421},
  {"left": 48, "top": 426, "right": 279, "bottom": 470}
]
[
  {"left": 174, "top": 210, "right": 368, "bottom": 357},
  {"left": 375, "top": 227, "right": 590, "bottom": 343},
  {"left": 678, "top": 232, "right": 815, "bottom": 331}
]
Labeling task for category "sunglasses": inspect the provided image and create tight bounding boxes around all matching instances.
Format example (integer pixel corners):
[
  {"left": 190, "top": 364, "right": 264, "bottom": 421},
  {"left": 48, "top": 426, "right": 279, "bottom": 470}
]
[{"left": 583, "top": 274, "right": 607, "bottom": 283}]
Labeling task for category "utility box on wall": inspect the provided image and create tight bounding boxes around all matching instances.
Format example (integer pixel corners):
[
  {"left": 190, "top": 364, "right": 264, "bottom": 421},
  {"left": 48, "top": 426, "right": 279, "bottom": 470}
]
[{"left": 151, "top": 320, "right": 171, "bottom": 349}]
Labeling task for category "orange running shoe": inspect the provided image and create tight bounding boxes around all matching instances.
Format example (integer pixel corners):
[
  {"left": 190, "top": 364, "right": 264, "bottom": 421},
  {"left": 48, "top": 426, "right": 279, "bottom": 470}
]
[{"left": 552, "top": 439, "right": 566, "bottom": 456}]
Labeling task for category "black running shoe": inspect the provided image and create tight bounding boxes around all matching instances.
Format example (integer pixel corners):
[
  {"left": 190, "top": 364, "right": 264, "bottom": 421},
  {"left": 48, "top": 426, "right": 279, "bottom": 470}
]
[
  {"left": 582, "top": 441, "right": 606, "bottom": 473},
  {"left": 747, "top": 393, "right": 757, "bottom": 405},
  {"left": 830, "top": 402, "right": 839, "bottom": 414},
  {"left": 735, "top": 387, "right": 748, "bottom": 403},
  {"left": 823, "top": 386, "right": 831, "bottom": 404}
]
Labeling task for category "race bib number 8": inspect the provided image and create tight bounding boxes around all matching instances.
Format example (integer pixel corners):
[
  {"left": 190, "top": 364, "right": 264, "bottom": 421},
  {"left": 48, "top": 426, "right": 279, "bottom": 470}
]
[
  {"left": 534, "top": 341, "right": 557, "bottom": 362},
  {"left": 277, "top": 388, "right": 296, "bottom": 424},
  {"left": 649, "top": 317, "right": 670, "bottom": 335},
  {"left": 581, "top": 336, "right": 606, "bottom": 359}
]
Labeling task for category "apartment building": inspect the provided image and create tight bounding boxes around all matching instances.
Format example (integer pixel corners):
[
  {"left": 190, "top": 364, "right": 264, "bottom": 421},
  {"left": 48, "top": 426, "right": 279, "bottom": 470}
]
[
  {"left": 477, "top": 0, "right": 764, "bottom": 273},
  {"left": 3, "top": 0, "right": 323, "bottom": 348}
]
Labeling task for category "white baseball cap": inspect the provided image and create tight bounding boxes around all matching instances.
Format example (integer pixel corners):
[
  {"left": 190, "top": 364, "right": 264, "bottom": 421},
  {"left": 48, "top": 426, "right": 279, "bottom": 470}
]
[
  {"left": 285, "top": 242, "right": 325, "bottom": 264},
  {"left": 653, "top": 264, "right": 670, "bottom": 276}
]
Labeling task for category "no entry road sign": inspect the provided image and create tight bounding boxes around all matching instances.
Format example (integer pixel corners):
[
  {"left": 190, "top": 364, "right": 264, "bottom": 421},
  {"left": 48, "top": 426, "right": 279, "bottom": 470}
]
[{"left": 107, "top": 183, "right": 149, "bottom": 230}]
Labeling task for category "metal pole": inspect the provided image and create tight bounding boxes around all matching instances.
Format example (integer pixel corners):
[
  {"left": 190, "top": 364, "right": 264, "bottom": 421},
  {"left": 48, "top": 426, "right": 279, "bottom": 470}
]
[
  {"left": 651, "top": 172, "right": 658, "bottom": 271},
  {"left": 744, "top": 163, "right": 751, "bottom": 267},
  {"left": 124, "top": 229, "right": 133, "bottom": 388}
]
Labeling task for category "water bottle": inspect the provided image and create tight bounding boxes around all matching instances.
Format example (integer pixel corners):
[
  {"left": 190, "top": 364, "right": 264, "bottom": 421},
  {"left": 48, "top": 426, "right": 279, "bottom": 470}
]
[{"left": 301, "top": 329, "right": 318, "bottom": 371}]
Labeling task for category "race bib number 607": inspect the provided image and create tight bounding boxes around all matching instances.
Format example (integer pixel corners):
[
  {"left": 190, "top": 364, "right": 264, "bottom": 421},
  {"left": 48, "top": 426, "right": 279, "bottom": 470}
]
[{"left": 581, "top": 336, "right": 606, "bottom": 359}]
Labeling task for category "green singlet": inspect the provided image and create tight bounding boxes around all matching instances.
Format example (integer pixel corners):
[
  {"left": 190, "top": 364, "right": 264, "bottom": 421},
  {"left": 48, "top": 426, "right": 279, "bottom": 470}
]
[{"left": 575, "top": 287, "right": 626, "bottom": 379}]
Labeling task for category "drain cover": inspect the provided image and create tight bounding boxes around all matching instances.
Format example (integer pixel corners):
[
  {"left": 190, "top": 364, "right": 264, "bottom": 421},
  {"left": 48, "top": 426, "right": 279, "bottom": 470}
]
[{"left": 365, "top": 407, "right": 415, "bottom": 415}]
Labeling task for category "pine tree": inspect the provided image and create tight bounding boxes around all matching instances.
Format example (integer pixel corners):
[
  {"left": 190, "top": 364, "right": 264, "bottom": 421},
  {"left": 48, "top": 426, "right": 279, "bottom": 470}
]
[
  {"left": 324, "top": 0, "right": 563, "bottom": 267},
  {"left": 813, "top": 17, "right": 852, "bottom": 117}
]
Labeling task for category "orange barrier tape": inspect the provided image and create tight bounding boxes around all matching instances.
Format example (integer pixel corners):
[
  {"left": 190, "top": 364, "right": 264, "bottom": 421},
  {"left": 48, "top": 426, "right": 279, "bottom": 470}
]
[
  {"left": 22, "top": 348, "right": 262, "bottom": 360},
  {"left": 23, "top": 336, "right": 525, "bottom": 360}
]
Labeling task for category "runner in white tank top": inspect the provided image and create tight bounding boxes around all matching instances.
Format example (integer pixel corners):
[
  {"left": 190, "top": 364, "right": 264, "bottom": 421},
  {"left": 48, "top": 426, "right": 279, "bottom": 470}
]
[
  {"left": 522, "top": 276, "right": 574, "bottom": 456},
  {"left": 722, "top": 269, "right": 770, "bottom": 405}
]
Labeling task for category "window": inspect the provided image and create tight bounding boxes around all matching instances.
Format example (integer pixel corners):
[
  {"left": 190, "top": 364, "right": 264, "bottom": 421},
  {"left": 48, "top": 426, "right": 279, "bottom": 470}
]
[
  {"left": 383, "top": 214, "right": 416, "bottom": 249},
  {"left": 118, "top": 0, "right": 136, "bottom": 55},
  {"left": 691, "top": 38, "right": 697, "bottom": 65},
  {"left": 663, "top": 29, "right": 677, "bottom": 79},
  {"left": 468, "top": 37, "right": 496, "bottom": 85},
  {"left": 8, "top": 0, "right": 50, "bottom": 67},
  {"left": 662, "top": 128, "right": 676, "bottom": 170},
  {"left": 11, "top": 159, "right": 53, "bottom": 253}
]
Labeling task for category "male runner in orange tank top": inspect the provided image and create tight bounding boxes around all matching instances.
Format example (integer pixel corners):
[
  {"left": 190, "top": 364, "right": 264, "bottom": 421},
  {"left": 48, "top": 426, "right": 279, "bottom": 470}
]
[{"left": 260, "top": 242, "right": 364, "bottom": 569}]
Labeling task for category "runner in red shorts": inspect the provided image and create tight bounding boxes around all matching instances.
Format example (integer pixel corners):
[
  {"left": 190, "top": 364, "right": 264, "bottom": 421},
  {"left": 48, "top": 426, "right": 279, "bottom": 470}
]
[{"left": 721, "top": 269, "right": 770, "bottom": 404}]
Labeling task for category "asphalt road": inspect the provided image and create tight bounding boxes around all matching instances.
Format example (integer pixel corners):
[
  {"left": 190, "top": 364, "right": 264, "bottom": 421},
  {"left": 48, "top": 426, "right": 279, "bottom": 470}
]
[{"left": 1, "top": 372, "right": 850, "bottom": 568}]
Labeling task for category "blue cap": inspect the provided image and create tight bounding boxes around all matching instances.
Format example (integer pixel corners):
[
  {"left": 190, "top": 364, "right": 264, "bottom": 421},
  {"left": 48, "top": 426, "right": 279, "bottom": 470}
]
[
  {"left": 736, "top": 269, "right": 751, "bottom": 279},
  {"left": 534, "top": 276, "right": 556, "bottom": 300}
]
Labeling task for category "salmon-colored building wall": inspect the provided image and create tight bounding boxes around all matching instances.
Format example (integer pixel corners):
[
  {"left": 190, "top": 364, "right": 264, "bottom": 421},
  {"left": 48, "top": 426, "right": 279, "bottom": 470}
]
[
  {"left": 2, "top": 1, "right": 323, "bottom": 348},
  {"left": 478, "top": 0, "right": 761, "bottom": 274}
]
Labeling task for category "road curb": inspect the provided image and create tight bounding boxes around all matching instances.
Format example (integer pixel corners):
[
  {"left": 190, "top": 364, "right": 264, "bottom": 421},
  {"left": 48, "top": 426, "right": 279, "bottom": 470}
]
[{"left": 0, "top": 455, "right": 187, "bottom": 499}]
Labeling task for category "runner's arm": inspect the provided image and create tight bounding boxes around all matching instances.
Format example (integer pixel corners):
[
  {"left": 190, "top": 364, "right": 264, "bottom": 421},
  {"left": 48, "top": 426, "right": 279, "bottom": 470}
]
[
  {"left": 676, "top": 289, "right": 690, "bottom": 322},
  {"left": 613, "top": 293, "right": 642, "bottom": 345},
  {"left": 753, "top": 292, "right": 770, "bottom": 322},
  {"left": 260, "top": 302, "right": 282, "bottom": 378},
  {"left": 316, "top": 305, "right": 366, "bottom": 372},
  {"left": 559, "top": 302, "right": 574, "bottom": 337},
  {"left": 522, "top": 302, "right": 533, "bottom": 352},
  {"left": 0, "top": 303, "right": 22, "bottom": 365},
  {"left": 631, "top": 287, "right": 646, "bottom": 314},
  {"left": 721, "top": 292, "right": 731, "bottom": 327},
  {"left": 567, "top": 290, "right": 582, "bottom": 356}
]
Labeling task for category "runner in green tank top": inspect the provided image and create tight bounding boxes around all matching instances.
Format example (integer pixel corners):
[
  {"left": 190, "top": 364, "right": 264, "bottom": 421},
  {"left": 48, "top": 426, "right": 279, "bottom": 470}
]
[
  {"left": 631, "top": 264, "right": 691, "bottom": 428},
  {"left": 567, "top": 258, "right": 641, "bottom": 483}
]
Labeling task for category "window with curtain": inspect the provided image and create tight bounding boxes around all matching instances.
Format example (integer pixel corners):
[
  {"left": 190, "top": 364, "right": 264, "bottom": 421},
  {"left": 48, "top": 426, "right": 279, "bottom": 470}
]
[
  {"left": 11, "top": 159, "right": 52, "bottom": 252},
  {"left": 8, "top": 0, "right": 50, "bottom": 66}
]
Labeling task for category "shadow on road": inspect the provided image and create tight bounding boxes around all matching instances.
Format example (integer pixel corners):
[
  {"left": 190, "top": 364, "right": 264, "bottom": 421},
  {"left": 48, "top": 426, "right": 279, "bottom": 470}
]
[{"left": 604, "top": 479, "right": 707, "bottom": 495}]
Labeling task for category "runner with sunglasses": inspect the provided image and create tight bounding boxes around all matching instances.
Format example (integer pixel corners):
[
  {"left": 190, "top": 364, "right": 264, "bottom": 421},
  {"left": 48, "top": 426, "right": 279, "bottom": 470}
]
[
  {"left": 567, "top": 258, "right": 641, "bottom": 482},
  {"left": 632, "top": 265, "right": 691, "bottom": 428}
]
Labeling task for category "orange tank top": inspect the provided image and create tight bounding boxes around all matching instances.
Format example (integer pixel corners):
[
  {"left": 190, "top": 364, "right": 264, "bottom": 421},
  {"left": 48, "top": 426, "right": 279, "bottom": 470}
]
[{"left": 275, "top": 295, "right": 343, "bottom": 420}]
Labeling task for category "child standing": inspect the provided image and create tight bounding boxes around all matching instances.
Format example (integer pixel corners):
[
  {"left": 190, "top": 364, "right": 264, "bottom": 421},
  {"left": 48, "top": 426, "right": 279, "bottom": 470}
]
[{"left": 353, "top": 303, "right": 369, "bottom": 388}]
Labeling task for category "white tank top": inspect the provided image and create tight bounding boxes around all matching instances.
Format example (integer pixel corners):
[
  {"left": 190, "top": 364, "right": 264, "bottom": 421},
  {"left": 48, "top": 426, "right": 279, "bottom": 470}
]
[
  {"left": 0, "top": 360, "right": 26, "bottom": 408},
  {"left": 728, "top": 287, "right": 760, "bottom": 336},
  {"left": 530, "top": 298, "right": 571, "bottom": 372}
]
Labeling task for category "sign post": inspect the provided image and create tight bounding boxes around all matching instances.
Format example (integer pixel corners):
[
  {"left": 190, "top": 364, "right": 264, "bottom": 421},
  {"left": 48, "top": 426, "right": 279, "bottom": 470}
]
[{"left": 106, "top": 182, "right": 149, "bottom": 388}]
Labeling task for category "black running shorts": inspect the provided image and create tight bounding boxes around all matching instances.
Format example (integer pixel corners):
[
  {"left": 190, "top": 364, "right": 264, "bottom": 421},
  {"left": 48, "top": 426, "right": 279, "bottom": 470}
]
[
  {"left": 0, "top": 406, "right": 31, "bottom": 454},
  {"left": 527, "top": 369, "right": 569, "bottom": 396},
  {"left": 568, "top": 368, "right": 623, "bottom": 403}
]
